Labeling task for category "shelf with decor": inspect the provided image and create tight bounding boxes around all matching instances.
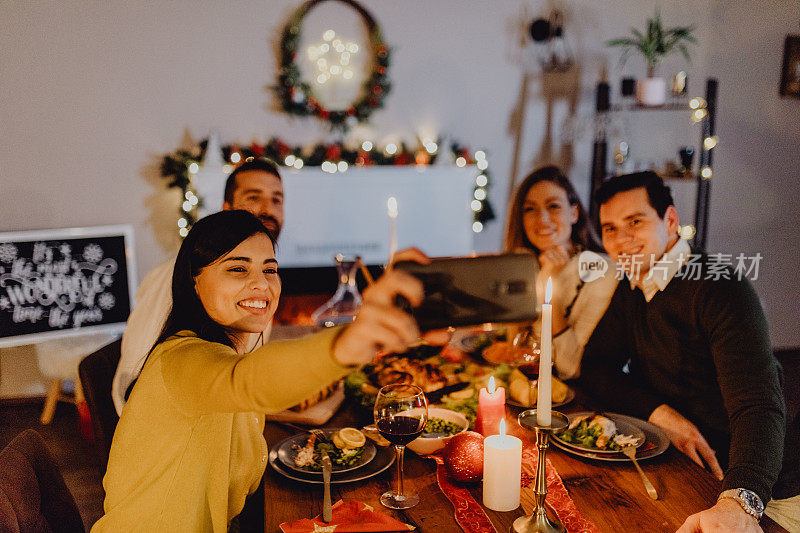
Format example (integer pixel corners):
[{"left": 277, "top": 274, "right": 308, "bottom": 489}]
[{"left": 588, "top": 78, "right": 718, "bottom": 250}]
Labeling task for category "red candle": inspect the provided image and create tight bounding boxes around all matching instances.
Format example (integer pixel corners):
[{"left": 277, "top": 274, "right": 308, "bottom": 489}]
[{"left": 476, "top": 376, "right": 506, "bottom": 436}]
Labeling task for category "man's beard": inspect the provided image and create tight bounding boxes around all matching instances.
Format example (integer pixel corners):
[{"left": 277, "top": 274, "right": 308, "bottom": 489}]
[{"left": 259, "top": 215, "right": 281, "bottom": 240}]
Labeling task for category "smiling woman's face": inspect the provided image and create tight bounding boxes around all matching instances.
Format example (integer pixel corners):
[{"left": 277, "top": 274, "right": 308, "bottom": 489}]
[
  {"left": 193, "top": 233, "right": 281, "bottom": 339},
  {"left": 522, "top": 181, "right": 578, "bottom": 252}
]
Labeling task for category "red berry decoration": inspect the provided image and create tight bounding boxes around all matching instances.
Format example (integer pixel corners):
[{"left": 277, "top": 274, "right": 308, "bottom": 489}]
[{"left": 442, "top": 431, "right": 484, "bottom": 483}]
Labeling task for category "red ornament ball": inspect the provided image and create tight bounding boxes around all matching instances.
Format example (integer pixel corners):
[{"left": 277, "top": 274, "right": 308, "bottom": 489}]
[{"left": 442, "top": 431, "right": 484, "bottom": 483}]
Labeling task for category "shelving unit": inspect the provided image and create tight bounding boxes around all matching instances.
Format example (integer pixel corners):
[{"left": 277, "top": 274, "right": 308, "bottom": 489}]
[{"left": 588, "top": 79, "right": 718, "bottom": 249}]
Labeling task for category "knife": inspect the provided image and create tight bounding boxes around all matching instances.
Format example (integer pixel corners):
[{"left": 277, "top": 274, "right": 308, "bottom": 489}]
[
  {"left": 321, "top": 453, "right": 332, "bottom": 522},
  {"left": 426, "top": 382, "right": 471, "bottom": 404}
]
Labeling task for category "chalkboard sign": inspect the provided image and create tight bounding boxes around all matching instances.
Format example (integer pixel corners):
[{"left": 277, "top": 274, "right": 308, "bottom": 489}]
[{"left": 0, "top": 225, "right": 137, "bottom": 348}]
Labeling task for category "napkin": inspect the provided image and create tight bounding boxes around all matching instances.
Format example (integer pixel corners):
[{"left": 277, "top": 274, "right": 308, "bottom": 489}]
[{"left": 279, "top": 499, "right": 416, "bottom": 532}]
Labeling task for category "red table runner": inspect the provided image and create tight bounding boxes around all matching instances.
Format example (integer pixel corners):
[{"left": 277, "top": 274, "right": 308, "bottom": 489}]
[{"left": 431, "top": 445, "right": 600, "bottom": 533}]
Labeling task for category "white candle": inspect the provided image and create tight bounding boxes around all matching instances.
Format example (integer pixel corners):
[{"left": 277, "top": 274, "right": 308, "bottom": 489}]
[
  {"left": 483, "top": 419, "right": 522, "bottom": 511},
  {"left": 537, "top": 277, "right": 552, "bottom": 427},
  {"left": 387, "top": 196, "right": 398, "bottom": 263}
]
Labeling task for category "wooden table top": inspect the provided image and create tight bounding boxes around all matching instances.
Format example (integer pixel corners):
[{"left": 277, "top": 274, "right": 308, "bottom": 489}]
[{"left": 263, "top": 394, "right": 724, "bottom": 533}]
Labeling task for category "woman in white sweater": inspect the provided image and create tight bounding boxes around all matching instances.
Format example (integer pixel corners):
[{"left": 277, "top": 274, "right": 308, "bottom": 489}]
[{"left": 504, "top": 166, "right": 618, "bottom": 379}]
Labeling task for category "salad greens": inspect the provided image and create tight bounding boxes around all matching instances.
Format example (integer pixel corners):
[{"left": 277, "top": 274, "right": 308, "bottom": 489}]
[{"left": 557, "top": 419, "right": 622, "bottom": 451}]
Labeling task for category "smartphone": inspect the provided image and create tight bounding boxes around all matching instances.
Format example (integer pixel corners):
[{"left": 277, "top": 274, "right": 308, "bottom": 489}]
[{"left": 393, "top": 254, "right": 539, "bottom": 330}]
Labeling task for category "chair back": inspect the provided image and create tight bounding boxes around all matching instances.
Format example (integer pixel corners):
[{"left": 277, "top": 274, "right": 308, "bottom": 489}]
[
  {"left": 0, "top": 429, "right": 84, "bottom": 533},
  {"left": 78, "top": 339, "right": 122, "bottom": 468}
]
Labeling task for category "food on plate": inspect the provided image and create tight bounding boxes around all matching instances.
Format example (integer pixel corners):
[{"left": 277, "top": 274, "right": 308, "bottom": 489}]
[
  {"left": 482, "top": 341, "right": 516, "bottom": 363},
  {"left": 424, "top": 417, "right": 465, "bottom": 437},
  {"left": 293, "top": 429, "right": 366, "bottom": 470},
  {"left": 556, "top": 414, "right": 637, "bottom": 451},
  {"left": 507, "top": 368, "right": 569, "bottom": 406}
]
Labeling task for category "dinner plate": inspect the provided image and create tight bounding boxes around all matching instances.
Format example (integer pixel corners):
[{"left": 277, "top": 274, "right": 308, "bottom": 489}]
[
  {"left": 554, "top": 412, "right": 645, "bottom": 454},
  {"left": 506, "top": 387, "right": 576, "bottom": 410},
  {"left": 454, "top": 330, "right": 500, "bottom": 355},
  {"left": 269, "top": 438, "right": 394, "bottom": 485},
  {"left": 275, "top": 429, "right": 377, "bottom": 474},
  {"left": 551, "top": 412, "right": 670, "bottom": 462}
]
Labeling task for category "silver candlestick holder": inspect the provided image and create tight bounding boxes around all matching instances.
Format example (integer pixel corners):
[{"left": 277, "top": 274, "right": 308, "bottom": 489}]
[{"left": 512, "top": 409, "right": 569, "bottom": 533}]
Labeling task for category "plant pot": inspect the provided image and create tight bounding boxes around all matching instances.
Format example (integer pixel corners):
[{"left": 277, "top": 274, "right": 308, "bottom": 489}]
[{"left": 636, "top": 77, "right": 666, "bottom": 107}]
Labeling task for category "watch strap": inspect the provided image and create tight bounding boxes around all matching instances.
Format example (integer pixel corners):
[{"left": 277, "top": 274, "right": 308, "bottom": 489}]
[{"left": 718, "top": 488, "right": 764, "bottom": 519}]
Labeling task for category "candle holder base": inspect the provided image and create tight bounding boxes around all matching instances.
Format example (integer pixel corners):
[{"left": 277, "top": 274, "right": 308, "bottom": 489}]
[
  {"left": 511, "top": 510, "right": 565, "bottom": 533},
  {"left": 513, "top": 409, "right": 569, "bottom": 533}
]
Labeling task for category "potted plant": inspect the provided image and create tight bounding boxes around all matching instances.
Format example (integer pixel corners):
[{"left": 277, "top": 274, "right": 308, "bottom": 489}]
[{"left": 607, "top": 10, "right": 696, "bottom": 106}]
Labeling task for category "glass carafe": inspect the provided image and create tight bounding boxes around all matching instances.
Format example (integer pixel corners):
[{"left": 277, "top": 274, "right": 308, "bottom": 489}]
[{"left": 311, "top": 254, "right": 362, "bottom": 327}]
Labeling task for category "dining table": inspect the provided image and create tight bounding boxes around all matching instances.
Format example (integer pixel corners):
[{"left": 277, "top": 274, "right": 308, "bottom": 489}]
[{"left": 262, "top": 326, "right": 785, "bottom": 533}]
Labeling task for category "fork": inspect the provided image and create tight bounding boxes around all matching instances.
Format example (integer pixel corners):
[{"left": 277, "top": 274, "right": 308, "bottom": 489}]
[{"left": 621, "top": 445, "right": 658, "bottom": 500}]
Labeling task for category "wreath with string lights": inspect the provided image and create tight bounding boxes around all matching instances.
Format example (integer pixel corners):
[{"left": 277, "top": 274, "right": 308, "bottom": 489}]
[{"left": 275, "top": 0, "right": 391, "bottom": 129}]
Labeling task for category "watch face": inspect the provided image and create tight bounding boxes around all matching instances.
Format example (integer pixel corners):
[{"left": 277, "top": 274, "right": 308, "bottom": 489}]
[{"left": 739, "top": 489, "right": 764, "bottom": 513}]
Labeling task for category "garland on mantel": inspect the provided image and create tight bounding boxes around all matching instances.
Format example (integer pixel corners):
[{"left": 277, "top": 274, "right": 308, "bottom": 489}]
[{"left": 160, "top": 137, "right": 495, "bottom": 236}]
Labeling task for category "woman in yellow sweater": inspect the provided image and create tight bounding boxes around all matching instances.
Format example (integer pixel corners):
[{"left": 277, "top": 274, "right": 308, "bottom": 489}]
[{"left": 92, "top": 210, "right": 423, "bottom": 532}]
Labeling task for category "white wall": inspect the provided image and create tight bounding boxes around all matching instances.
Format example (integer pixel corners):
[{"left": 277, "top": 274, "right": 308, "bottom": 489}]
[{"left": 1, "top": 1, "right": 798, "bottom": 396}]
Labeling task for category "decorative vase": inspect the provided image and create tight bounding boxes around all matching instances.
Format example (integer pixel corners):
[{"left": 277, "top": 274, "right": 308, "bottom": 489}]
[{"left": 635, "top": 77, "right": 666, "bottom": 107}]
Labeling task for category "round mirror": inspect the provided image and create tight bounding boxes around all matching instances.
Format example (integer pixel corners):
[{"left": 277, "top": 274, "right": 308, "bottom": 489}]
[{"left": 276, "top": 0, "right": 390, "bottom": 130}]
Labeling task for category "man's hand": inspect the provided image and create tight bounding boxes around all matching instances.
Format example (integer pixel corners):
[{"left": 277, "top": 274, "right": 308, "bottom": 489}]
[
  {"left": 332, "top": 270, "right": 423, "bottom": 366},
  {"left": 676, "top": 498, "right": 762, "bottom": 533},
  {"left": 388, "top": 247, "right": 431, "bottom": 269},
  {"left": 649, "top": 404, "right": 724, "bottom": 480}
]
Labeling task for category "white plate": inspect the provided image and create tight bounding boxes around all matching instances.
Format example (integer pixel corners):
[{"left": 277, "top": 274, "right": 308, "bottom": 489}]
[
  {"left": 269, "top": 438, "right": 394, "bottom": 485},
  {"left": 551, "top": 412, "right": 669, "bottom": 462}
]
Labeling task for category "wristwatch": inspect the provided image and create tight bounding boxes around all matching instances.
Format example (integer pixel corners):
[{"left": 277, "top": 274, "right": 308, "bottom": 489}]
[{"left": 718, "top": 488, "right": 764, "bottom": 519}]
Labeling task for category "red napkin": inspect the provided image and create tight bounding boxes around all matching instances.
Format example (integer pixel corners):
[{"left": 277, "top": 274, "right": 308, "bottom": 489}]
[{"left": 279, "top": 499, "right": 415, "bottom": 532}]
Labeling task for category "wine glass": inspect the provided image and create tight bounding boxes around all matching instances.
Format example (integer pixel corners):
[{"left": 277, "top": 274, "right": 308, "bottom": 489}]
[
  {"left": 512, "top": 325, "right": 541, "bottom": 379},
  {"left": 374, "top": 383, "right": 428, "bottom": 509}
]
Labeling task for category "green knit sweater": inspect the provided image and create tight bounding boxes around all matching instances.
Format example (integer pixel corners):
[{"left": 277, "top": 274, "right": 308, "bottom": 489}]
[{"left": 580, "top": 255, "right": 788, "bottom": 503}]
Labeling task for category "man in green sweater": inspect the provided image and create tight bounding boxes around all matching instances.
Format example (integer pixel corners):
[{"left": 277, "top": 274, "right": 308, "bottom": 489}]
[{"left": 580, "top": 172, "right": 797, "bottom": 532}]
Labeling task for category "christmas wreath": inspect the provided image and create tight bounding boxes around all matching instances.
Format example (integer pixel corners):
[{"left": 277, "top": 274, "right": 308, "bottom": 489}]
[{"left": 275, "top": 0, "right": 391, "bottom": 130}]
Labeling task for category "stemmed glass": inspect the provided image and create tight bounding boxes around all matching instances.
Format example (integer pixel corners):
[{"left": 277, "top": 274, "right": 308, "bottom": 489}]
[
  {"left": 512, "top": 325, "right": 541, "bottom": 379},
  {"left": 374, "top": 384, "right": 428, "bottom": 509}
]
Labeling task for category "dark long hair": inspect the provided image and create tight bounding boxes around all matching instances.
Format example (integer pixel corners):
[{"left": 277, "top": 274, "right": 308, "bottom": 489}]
[
  {"left": 156, "top": 210, "right": 275, "bottom": 350},
  {"left": 503, "top": 166, "right": 602, "bottom": 255}
]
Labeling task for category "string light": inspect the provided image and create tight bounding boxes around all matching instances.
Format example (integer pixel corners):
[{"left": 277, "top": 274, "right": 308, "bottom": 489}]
[
  {"left": 692, "top": 108, "right": 708, "bottom": 122},
  {"left": 188, "top": 162, "right": 199, "bottom": 174},
  {"left": 476, "top": 174, "right": 488, "bottom": 187},
  {"left": 385, "top": 143, "right": 398, "bottom": 155},
  {"left": 475, "top": 150, "right": 486, "bottom": 160},
  {"left": 425, "top": 141, "right": 438, "bottom": 154},
  {"left": 182, "top": 200, "right": 192, "bottom": 212},
  {"left": 471, "top": 200, "right": 483, "bottom": 211},
  {"left": 293, "top": 158, "right": 304, "bottom": 169},
  {"left": 308, "top": 29, "right": 359, "bottom": 86},
  {"left": 472, "top": 221, "right": 484, "bottom": 233},
  {"left": 337, "top": 161, "right": 348, "bottom": 172},
  {"left": 689, "top": 97, "right": 707, "bottom": 110},
  {"left": 230, "top": 152, "right": 241, "bottom": 163},
  {"left": 703, "top": 136, "right": 718, "bottom": 150},
  {"left": 285, "top": 155, "right": 296, "bottom": 166},
  {"left": 678, "top": 225, "right": 696, "bottom": 239},
  {"left": 178, "top": 218, "right": 187, "bottom": 228},
  {"left": 179, "top": 227, "right": 189, "bottom": 238},
  {"left": 701, "top": 166, "right": 712, "bottom": 179},
  {"left": 455, "top": 157, "right": 467, "bottom": 167},
  {"left": 474, "top": 189, "right": 487, "bottom": 200},
  {"left": 476, "top": 159, "right": 489, "bottom": 170}
]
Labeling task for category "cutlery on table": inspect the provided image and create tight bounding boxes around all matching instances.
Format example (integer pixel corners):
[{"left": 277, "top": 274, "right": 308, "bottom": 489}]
[
  {"left": 621, "top": 445, "right": 658, "bottom": 500},
  {"left": 321, "top": 453, "right": 333, "bottom": 522}
]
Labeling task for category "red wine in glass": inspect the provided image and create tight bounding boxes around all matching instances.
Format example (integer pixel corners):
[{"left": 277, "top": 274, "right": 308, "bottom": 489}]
[
  {"left": 374, "top": 383, "right": 428, "bottom": 509},
  {"left": 377, "top": 416, "right": 425, "bottom": 445}
]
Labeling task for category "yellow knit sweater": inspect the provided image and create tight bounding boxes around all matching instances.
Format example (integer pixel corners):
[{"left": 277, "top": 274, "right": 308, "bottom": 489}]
[{"left": 92, "top": 327, "right": 349, "bottom": 532}]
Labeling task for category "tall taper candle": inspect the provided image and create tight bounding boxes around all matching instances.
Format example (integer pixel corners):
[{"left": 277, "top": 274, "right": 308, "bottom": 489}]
[
  {"left": 537, "top": 277, "right": 552, "bottom": 427},
  {"left": 387, "top": 196, "right": 398, "bottom": 263}
]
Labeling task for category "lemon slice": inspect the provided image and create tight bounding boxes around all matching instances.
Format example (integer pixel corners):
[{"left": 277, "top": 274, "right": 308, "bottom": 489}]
[{"left": 337, "top": 428, "right": 366, "bottom": 449}]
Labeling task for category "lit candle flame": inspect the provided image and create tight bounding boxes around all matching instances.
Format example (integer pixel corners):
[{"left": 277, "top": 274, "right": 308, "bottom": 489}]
[
  {"left": 545, "top": 277, "right": 552, "bottom": 304},
  {"left": 488, "top": 376, "right": 496, "bottom": 394},
  {"left": 499, "top": 418, "right": 506, "bottom": 436},
  {"left": 387, "top": 197, "right": 398, "bottom": 219}
]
